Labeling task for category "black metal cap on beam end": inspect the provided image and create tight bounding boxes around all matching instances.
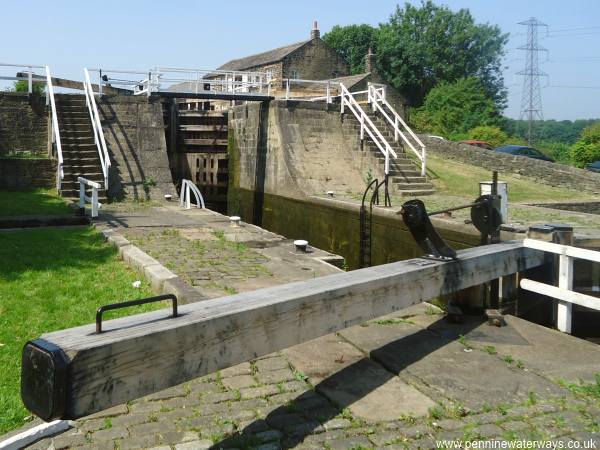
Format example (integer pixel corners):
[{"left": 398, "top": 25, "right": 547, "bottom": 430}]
[{"left": 21, "top": 339, "right": 69, "bottom": 421}]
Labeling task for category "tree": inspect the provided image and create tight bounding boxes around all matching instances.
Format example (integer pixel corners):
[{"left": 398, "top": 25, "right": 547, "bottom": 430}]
[
  {"left": 377, "top": 1, "right": 508, "bottom": 107},
  {"left": 413, "top": 77, "right": 501, "bottom": 137},
  {"left": 467, "top": 126, "right": 508, "bottom": 147},
  {"left": 570, "top": 121, "right": 600, "bottom": 167},
  {"left": 323, "top": 24, "right": 378, "bottom": 74}
]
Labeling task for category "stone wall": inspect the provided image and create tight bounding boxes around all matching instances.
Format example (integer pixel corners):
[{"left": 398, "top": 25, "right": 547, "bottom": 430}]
[
  {"left": 422, "top": 136, "right": 600, "bottom": 194},
  {"left": 0, "top": 93, "right": 48, "bottom": 155},
  {"left": 98, "top": 96, "right": 175, "bottom": 200},
  {"left": 0, "top": 158, "right": 55, "bottom": 189},
  {"left": 282, "top": 39, "right": 349, "bottom": 81},
  {"left": 229, "top": 100, "right": 372, "bottom": 200}
]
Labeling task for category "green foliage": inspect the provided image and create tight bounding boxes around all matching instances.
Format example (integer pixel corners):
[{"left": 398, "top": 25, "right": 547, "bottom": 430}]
[
  {"left": 467, "top": 126, "right": 508, "bottom": 147},
  {"left": 503, "top": 118, "right": 599, "bottom": 145},
  {"left": 558, "top": 373, "right": 600, "bottom": 400},
  {"left": 323, "top": 24, "right": 378, "bottom": 74},
  {"left": 415, "top": 77, "right": 501, "bottom": 137},
  {"left": 536, "top": 140, "right": 572, "bottom": 164},
  {"left": 570, "top": 121, "right": 600, "bottom": 167},
  {"left": 10, "top": 80, "right": 45, "bottom": 95},
  {"left": 377, "top": 1, "right": 508, "bottom": 107}
]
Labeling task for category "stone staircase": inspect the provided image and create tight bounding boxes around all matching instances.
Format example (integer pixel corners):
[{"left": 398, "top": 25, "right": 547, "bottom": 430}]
[
  {"left": 343, "top": 106, "right": 435, "bottom": 196},
  {"left": 55, "top": 94, "right": 107, "bottom": 201}
]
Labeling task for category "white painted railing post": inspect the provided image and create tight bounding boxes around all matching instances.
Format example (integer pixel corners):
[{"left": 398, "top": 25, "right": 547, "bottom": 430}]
[
  {"left": 326, "top": 81, "right": 331, "bottom": 104},
  {"left": 394, "top": 116, "right": 399, "bottom": 142},
  {"left": 557, "top": 252, "right": 574, "bottom": 333},
  {"left": 28, "top": 69, "right": 33, "bottom": 93},
  {"left": 91, "top": 186, "right": 99, "bottom": 218},
  {"left": 285, "top": 79, "right": 290, "bottom": 100},
  {"left": 421, "top": 147, "right": 426, "bottom": 177},
  {"left": 360, "top": 114, "right": 364, "bottom": 140}
]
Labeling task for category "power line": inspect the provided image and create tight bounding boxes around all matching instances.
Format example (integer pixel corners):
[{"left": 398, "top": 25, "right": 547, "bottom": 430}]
[
  {"left": 545, "top": 84, "right": 600, "bottom": 89},
  {"left": 517, "top": 17, "right": 548, "bottom": 144}
]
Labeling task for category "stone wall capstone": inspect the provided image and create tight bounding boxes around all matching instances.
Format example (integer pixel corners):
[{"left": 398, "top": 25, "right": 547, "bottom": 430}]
[
  {"left": 0, "top": 93, "right": 48, "bottom": 155},
  {"left": 422, "top": 136, "right": 600, "bottom": 194}
]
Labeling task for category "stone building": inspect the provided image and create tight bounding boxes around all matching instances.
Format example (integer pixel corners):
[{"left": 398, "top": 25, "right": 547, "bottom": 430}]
[{"left": 215, "top": 22, "right": 350, "bottom": 83}]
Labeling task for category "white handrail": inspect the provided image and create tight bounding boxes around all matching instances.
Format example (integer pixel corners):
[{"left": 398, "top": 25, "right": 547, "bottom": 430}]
[
  {"left": 521, "top": 238, "right": 600, "bottom": 334},
  {"left": 340, "top": 83, "right": 397, "bottom": 175},
  {"left": 368, "top": 83, "right": 427, "bottom": 176},
  {"left": 180, "top": 179, "right": 206, "bottom": 209},
  {"left": 83, "top": 68, "right": 111, "bottom": 189},
  {"left": 44, "top": 66, "right": 63, "bottom": 191},
  {"left": 78, "top": 177, "right": 102, "bottom": 218}
]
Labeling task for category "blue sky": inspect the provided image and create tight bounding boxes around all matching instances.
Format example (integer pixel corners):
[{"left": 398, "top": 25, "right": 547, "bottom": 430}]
[{"left": 1, "top": 0, "right": 599, "bottom": 120}]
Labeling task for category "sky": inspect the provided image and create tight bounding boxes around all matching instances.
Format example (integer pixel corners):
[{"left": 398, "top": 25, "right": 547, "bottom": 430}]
[{"left": 1, "top": 0, "right": 599, "bottom": 120}]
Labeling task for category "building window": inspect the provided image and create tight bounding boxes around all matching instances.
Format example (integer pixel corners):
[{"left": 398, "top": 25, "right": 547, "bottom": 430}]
[{"left": 290, "top": 69, "right": 299, "bottom": 79}]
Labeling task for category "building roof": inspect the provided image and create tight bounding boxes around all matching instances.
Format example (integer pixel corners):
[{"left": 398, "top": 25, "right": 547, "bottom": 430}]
[
  {"left": 217, "top": 40, "right": 309, "bottom": 71},
  {"left": 330, "top": 73, "right": 370, "bottom": 89}
]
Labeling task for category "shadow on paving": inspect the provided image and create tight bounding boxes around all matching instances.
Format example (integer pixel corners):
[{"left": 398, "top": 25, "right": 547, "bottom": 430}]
[{"left": 215, "top": 317, "right": 483, "bottom": 449}]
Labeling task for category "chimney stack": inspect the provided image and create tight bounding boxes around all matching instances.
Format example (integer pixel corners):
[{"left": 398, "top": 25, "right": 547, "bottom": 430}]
[
  {"left": 311, "top": 21, "right": 320, "bottom": 40},
  {"left": 365, "top": 47, "right": 376, "bottom": 73}
]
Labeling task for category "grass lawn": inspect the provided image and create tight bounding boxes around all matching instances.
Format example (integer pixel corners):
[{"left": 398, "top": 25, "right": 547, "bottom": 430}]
[
  {"left": 0, "top": 188, "right": 72, "bottom": 217},
  {"left": 0, "top": 226, "right": 162, "bottom": 434},
  {"left": 425, "top": 155, "right": 595, "bottom": 203}
]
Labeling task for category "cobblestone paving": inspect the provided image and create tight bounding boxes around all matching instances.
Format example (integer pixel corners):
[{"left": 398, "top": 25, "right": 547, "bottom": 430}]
[
  {"left": 122, "top": 227, "right": 271, "bottom": 296},
  {"left": 28, "top": 348, "right": 600, "bottom": 450}
]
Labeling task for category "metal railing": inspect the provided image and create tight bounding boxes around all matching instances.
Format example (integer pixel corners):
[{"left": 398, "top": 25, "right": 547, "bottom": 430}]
[
  {"left": 340, "top": 83, "right": 397, "bottom": 175},
  {"left": 0, "top": 63, "right": 63, "bottom": 190},
  {"left": 180, "top": 179, "right": 205, "bottom": 209},
  {"left": 368, "top": 83, "right": 427, "bottom": 176},
  {"left": 520, "top": 238, "right": 600, "bottom": 334},
  {"left": 83, "top": 68, "right": 110, "bottom": 189},
  {"left": 283, "top": 78, "right": 341, "bottom": 103},
  {"left": 87, "top": 67, "right": 272, "bottom": 97},
  {"left": 78, "top": 177, "right": 102, "bottom": 218}
]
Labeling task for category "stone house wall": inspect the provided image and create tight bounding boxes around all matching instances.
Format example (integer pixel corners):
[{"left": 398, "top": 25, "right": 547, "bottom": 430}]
[
  {"left": 0, "top": 93, "right": 48, "bottom": 155},
  {"left": 281, "top": 40, "right": 349, "bottom": 81}
]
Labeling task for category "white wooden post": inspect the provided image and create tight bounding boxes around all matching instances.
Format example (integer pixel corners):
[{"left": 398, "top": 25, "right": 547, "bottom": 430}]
[
  {"left": 285, "top": 79, "right": 290, "bottom": 100},
  {"left": 28, "top": 69, "right": 33, "bottom": 93},
  {"left": 91, "top": 186, "right": 98, "bottom": 218},
  {"left": 394, "top": 116, "right": 399, "bottom": 142},
  {"left": 557, "top": 252, "right": 574, "bottom": 333},
  {"left": 326, "top": 81, "right": 331, "bottom": 104},
  {"left": 360, "top": 114, "right": 364, "bottom": 140}
]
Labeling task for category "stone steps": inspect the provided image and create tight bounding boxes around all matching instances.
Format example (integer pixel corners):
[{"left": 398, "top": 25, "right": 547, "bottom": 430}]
[
  {"left": 56, "top": 95, "right": 105, "bottom": 199},
  {"left": 343, "top": 111, "right": 435, "bottom": 195}
]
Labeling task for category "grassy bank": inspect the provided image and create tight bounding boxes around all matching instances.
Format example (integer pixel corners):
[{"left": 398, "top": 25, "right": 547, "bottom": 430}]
[
  {"left": 0, "top": 227, "right": 160, "bottom": 434},
  {"left": 0, "top": 188, "right": 72, "bottom": 216}
]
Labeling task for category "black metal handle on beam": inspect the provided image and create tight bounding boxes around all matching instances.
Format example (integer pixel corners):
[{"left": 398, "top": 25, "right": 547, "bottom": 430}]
[{"left": 96, "top": 294, "right": 178, "bottom": 333}]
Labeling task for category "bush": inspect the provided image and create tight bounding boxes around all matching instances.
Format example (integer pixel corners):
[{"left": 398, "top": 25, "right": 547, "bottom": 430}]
[
  {"left": 570, "top": 122, "right": 600, "bottom": 167},
  {"left": 417, "top": 77, "right": 501, "bottom": 137},
  {"left": 537, "top": 141, "right": 571, "bottom": 164},
  {"left": 467, "top": 126, "right": 508, "bottom": 147}
]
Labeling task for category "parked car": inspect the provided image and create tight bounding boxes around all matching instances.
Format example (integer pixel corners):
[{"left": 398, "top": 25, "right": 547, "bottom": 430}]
[
  {"left": 493, "top": 145, "right": 555, "bottom": 162},
  {"left": 586, "top": 161, "right": 600, "bottom": 173},
  {"left": 458, "top": 139, "right": 493, "bottom": 150}
]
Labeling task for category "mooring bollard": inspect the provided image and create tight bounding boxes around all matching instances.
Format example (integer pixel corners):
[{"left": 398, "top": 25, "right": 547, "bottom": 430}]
[{"left": 230, "top": 216, "right": 241, "bottom": 227}]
